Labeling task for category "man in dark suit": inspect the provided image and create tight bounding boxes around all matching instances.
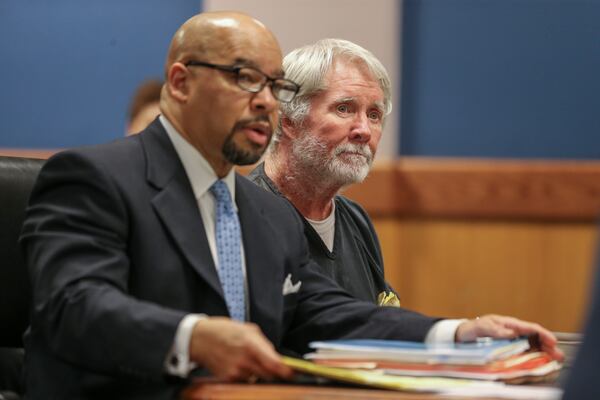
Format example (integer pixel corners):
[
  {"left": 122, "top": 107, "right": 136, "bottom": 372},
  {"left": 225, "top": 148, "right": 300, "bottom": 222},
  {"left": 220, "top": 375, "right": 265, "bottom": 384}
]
[
  {"left": 20, "top": 11, "right": 562, "bottom": 399},
  {"left": 563, "top": 259, "right": 600, "bottom": 399}
]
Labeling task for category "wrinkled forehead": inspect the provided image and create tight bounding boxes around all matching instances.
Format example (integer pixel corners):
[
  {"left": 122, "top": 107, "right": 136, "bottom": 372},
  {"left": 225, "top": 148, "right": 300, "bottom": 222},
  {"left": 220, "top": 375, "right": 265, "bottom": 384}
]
[{"left": 316, "top": 59, "right": 385, "bottom": 107}]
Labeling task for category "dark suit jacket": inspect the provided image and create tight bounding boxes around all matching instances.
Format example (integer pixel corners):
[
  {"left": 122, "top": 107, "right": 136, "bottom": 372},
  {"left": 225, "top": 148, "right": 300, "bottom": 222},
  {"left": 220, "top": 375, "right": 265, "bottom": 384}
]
[
  {"left": 563, "top": 258, "right": 600, "bottom": 399},
  {"left": 20, "top": 120, "right": 438, "bottom": 399}
]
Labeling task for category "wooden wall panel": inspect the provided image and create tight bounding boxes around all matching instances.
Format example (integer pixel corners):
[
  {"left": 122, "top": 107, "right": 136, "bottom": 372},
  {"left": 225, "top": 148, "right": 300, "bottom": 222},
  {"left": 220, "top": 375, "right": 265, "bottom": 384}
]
[
  {"left": 340, "top": 158, "right": 600, "bottom": 333},
  {"left": 343, "top": 158, "right": 600, "bottom": 220},
  {"left": 374, "top": 218, "right": 598, "bottom": 332}
]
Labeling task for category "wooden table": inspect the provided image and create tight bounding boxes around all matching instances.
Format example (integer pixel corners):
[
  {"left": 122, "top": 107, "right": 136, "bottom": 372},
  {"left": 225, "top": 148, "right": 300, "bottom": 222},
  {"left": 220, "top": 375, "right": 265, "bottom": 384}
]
[{"left": 182, "top": 382, "right": 502, "bottom": 400}]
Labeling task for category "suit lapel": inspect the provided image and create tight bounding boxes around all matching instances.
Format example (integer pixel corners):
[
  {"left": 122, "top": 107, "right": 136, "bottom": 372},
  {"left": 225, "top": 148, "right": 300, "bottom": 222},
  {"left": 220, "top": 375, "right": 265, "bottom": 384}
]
[
  {"left": 236, "top": 176, "right": 282, "bottom": 341},
  {"left": 141, "top": 121, "right": 225, "bottom": 301}
]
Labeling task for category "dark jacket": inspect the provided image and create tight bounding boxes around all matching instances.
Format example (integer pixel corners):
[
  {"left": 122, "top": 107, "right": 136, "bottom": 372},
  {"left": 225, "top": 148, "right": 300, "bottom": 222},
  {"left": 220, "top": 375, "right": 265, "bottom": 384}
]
[
  {"left": 249, "top": 162, "right": 394, "bottom": 303},
  {"left": 21, "top": 120, "right": 437, "bottom": 399}
]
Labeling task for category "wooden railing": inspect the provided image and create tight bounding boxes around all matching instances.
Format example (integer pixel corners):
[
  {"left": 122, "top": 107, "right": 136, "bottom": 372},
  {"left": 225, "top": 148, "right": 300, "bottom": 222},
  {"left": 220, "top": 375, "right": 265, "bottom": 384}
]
[{"left": 343, "top": 158, "right": 600, "bottom": 220}]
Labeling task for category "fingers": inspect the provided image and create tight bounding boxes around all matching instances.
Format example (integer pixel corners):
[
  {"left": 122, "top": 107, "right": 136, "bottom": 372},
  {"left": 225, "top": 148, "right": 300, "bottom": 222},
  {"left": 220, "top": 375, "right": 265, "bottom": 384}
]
[
  {"left": 477, "top": 315, "right": 518, "bottom": 338},
  {"left": 243, "top": 324, "right": 294, "bottom": 380},
  {"left": 499, "top": 316, "right": 552, "bottom": 339},
  {"left": 541, "top": 342, "right": 565, "bottom": 361},
  {"left": 189, "top": 317, "right": 293, "bottom": 382},
  {"left": 456, "top": 314, "right": 564, "bottom": 361},
  {"left": 491, "top": 315, "right": 564, "bottom": 361},
  {"left": 456, "top": 316, "right": 515, "bottom": 342},
  {"left": 504, "top": 319, "right": 564, "bottom": 361},
  {"left": 247, "top": 340, "right": 294, "bottom": 380}
]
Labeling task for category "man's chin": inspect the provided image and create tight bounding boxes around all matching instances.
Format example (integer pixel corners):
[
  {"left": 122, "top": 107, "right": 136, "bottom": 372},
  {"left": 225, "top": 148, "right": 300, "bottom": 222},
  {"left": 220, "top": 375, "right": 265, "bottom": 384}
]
[
  {"left": 233, "top": 155, "right": 262, "bottom": 166},
  {"left": 329, "top": 162, "right": 371, "bottom": 185},
  {"left": 222, "top": 128, "right": 271, "bottom": 166},
  {"left": 223, "top": 146, "right": 264, "bottom": 166}
]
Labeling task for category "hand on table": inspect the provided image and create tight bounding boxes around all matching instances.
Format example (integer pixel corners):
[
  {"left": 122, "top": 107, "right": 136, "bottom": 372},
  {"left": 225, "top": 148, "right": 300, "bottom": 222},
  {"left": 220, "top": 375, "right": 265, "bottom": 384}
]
[
  {"left": 189, "top": 317, "right": 293, "bottom": 382},
  {"left": 455, "top": 314, "right": 564, "bottom": 361}
]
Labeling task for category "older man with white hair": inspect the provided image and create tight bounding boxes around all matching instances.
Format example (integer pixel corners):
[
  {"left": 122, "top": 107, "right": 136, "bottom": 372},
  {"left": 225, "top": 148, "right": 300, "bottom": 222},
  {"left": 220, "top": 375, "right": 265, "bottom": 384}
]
[
  {"left": 250, "top": 38, "right": 399, "bottom": 304},
  {"left": 249, "top": 38, "right": 564, "bottom": 352}
]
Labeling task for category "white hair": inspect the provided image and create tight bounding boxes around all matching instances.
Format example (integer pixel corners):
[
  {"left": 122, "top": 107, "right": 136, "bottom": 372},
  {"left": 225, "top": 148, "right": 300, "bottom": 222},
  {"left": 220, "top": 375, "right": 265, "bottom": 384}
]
[{"left": 271, "top": 38, "right": 392, "bottom": 147}]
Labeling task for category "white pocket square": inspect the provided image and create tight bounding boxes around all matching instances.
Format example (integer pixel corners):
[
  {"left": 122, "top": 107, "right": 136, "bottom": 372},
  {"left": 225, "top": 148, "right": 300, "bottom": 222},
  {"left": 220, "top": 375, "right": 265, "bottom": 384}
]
[{"left": 282, "top": 273, "right": 302, "bottom": 295}]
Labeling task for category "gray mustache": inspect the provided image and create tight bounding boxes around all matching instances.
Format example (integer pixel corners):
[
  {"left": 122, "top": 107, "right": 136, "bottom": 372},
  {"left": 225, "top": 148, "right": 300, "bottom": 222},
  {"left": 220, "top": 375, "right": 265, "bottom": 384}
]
[{"left": 334, "top": 144, "right": 372, "bottom": 162}]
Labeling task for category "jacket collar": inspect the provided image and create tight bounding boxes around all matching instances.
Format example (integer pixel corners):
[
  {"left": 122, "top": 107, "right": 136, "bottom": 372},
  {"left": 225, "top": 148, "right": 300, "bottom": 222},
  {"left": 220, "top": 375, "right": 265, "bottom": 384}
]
[
  {"left": 139, "top": 120, "right": 282, "bottom": 334},
  {"left": 141, "top": 119, "right": 226, "bottom": 303}
]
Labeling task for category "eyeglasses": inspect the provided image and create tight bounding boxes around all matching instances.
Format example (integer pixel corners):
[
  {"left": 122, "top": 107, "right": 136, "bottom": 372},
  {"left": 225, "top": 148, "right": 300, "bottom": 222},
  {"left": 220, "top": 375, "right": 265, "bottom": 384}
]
[{"left": 185, "top": 60, "right": 300, "bottom": 103}]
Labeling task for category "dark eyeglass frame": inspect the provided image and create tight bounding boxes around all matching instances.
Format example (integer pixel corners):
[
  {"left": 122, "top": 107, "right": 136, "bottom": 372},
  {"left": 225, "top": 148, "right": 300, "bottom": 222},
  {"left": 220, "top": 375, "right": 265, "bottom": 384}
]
[{"left": 184, "top": 60, "right": 300, "bottom": 103}]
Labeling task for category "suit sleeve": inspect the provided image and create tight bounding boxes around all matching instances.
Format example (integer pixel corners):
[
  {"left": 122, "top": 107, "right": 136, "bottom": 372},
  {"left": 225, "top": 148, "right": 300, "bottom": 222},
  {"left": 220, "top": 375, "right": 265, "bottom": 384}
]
[
  {"left": 281, "top": 208, "right": 441, "bottom": 355},
  {"left": 20, "top": 152, "right": 185, "bottom": 381}
]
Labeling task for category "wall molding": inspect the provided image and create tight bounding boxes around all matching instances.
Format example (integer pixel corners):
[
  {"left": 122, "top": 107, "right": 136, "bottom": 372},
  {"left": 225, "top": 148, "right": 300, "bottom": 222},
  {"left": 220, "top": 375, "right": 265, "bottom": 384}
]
[
  {"left": 343, "top": 158, "right": 600, "bottom": 220},
  {"left": 0, "top": 148, "right": 58, "bottom": 159},
  {"left": 4, "top": 149, "right": 599, "bottom": 221}
]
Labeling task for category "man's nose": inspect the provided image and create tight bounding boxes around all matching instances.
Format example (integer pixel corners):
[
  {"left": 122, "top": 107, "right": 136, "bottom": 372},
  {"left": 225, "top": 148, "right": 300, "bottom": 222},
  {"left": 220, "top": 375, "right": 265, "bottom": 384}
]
[
  {"left": 250, "top": 85, "right": 279, "bottom": 113},
  {"left": 349, "top": 114, "right": 372, "bottom": 143}
]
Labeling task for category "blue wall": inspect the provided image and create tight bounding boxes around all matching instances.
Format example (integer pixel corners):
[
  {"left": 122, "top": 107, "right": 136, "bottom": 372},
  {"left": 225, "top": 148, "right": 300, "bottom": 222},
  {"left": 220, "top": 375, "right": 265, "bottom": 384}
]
[
  {"left": 0, "top": 0, "right": 200, "bottom": 148},
  {"left": 401, "top": 0, "right": 600, "bottom": 159}
]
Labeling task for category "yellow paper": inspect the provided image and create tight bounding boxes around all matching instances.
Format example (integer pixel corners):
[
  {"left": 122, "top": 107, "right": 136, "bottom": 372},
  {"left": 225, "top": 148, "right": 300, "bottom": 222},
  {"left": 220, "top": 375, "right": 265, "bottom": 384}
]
[{"left": 282, "top": 356, "right": 502, "bottom": 392}]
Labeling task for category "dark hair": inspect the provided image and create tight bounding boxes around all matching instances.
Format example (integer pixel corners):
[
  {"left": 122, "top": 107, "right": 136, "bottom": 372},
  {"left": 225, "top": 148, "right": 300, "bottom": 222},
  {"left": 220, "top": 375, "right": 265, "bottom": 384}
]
[{"left": 128, "top": 79, "right": 162, "bottom": 122}]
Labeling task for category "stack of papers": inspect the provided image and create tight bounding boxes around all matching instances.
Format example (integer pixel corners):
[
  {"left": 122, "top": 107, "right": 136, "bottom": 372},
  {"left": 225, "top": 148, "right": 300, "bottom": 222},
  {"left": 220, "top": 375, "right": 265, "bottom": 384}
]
[
  {"left": 310, "top": 352, "right": 559, "bottom": 383},
  {"left": 283, "top": 356, "right": 505, "bottom": 392},
  {"left": 307, "top": 338, "right": 531, "bottom": 365},
  {"left": 282, "top": 356, "right": 562, "bottom": 399},
  {"left": 298, "top": 338, "right": 561, "bottom": 384}
]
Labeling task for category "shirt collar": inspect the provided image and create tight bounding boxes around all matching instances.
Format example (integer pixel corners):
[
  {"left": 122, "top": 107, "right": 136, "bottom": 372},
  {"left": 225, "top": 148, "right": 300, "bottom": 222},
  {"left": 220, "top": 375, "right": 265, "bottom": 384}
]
[{"left": 159, "top": 115, "right": 237, "bottom": 207}]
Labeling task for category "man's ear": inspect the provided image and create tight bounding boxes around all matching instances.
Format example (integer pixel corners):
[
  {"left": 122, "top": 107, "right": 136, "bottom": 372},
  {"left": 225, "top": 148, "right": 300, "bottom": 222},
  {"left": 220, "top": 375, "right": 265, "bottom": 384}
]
[
  {"left": 166, "top": 63, "right": 189, "bottom": 103},
  {"left": 281, "top": 116, "right": 300, "bottom": 140}
]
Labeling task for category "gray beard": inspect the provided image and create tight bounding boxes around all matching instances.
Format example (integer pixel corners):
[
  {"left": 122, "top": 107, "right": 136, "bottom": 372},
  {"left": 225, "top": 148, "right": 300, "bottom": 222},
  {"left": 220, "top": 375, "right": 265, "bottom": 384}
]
[{"left": 290, "top": 132, "right": 373, "bottom": 189}]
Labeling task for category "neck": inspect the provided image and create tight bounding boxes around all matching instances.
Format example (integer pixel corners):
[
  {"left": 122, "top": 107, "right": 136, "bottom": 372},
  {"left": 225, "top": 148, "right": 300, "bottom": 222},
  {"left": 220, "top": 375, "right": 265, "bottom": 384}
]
[
  {"left": 207, "top": 157, "right": 233, "bottom": 179},
  {"left": 264, "top": 153, "right": 338, "bottom": 221}
]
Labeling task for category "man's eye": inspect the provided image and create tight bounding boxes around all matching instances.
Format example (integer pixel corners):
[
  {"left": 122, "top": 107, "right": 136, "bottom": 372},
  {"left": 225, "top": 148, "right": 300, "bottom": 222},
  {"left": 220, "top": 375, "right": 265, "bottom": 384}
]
[
  {"left": 337, "top": 104, "right": 349, "bottom": 113},
  {"left": 368, "top": 111, "right": 382, "bottom": 121},
  {"left": 238, "top": 70, "right": 261, "bottom": 84}
]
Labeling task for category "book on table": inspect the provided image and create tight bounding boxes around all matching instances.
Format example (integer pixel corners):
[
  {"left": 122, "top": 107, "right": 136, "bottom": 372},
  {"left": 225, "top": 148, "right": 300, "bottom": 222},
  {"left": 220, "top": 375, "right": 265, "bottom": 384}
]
[
  {"left": 282, "top": 355, "right": 562, "bottom": 398},
  {"left": 282, "top": 356, "right": 507, "bottom": 392},
  {"left": 293, "top": 337, "right": 561, "bottom": 384},
  {"left": 306, "top": 337, "right": 531, "bottom": 365},
  {"left": 309, "top": 351, "right": 561, "bottom": 383}
]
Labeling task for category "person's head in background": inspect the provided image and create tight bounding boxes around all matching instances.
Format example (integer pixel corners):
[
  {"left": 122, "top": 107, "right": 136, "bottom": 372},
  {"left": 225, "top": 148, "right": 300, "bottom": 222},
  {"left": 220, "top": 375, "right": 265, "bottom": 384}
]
[
  {"left": 265, "top": 39, "right": 392, "bottom": 197},
  {"left": 126, "top": 79, "right": 163, "bottom": 135}
]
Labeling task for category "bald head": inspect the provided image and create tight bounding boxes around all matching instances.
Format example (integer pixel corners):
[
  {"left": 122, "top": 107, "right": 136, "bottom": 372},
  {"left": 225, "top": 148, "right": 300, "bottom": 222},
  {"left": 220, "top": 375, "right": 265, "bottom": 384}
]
[
  {"left": 159, "top": 11, "right": 285, "bottom": 177},
  {"left": 165, "top": 11, "right": 279, "bottom": 77}
]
